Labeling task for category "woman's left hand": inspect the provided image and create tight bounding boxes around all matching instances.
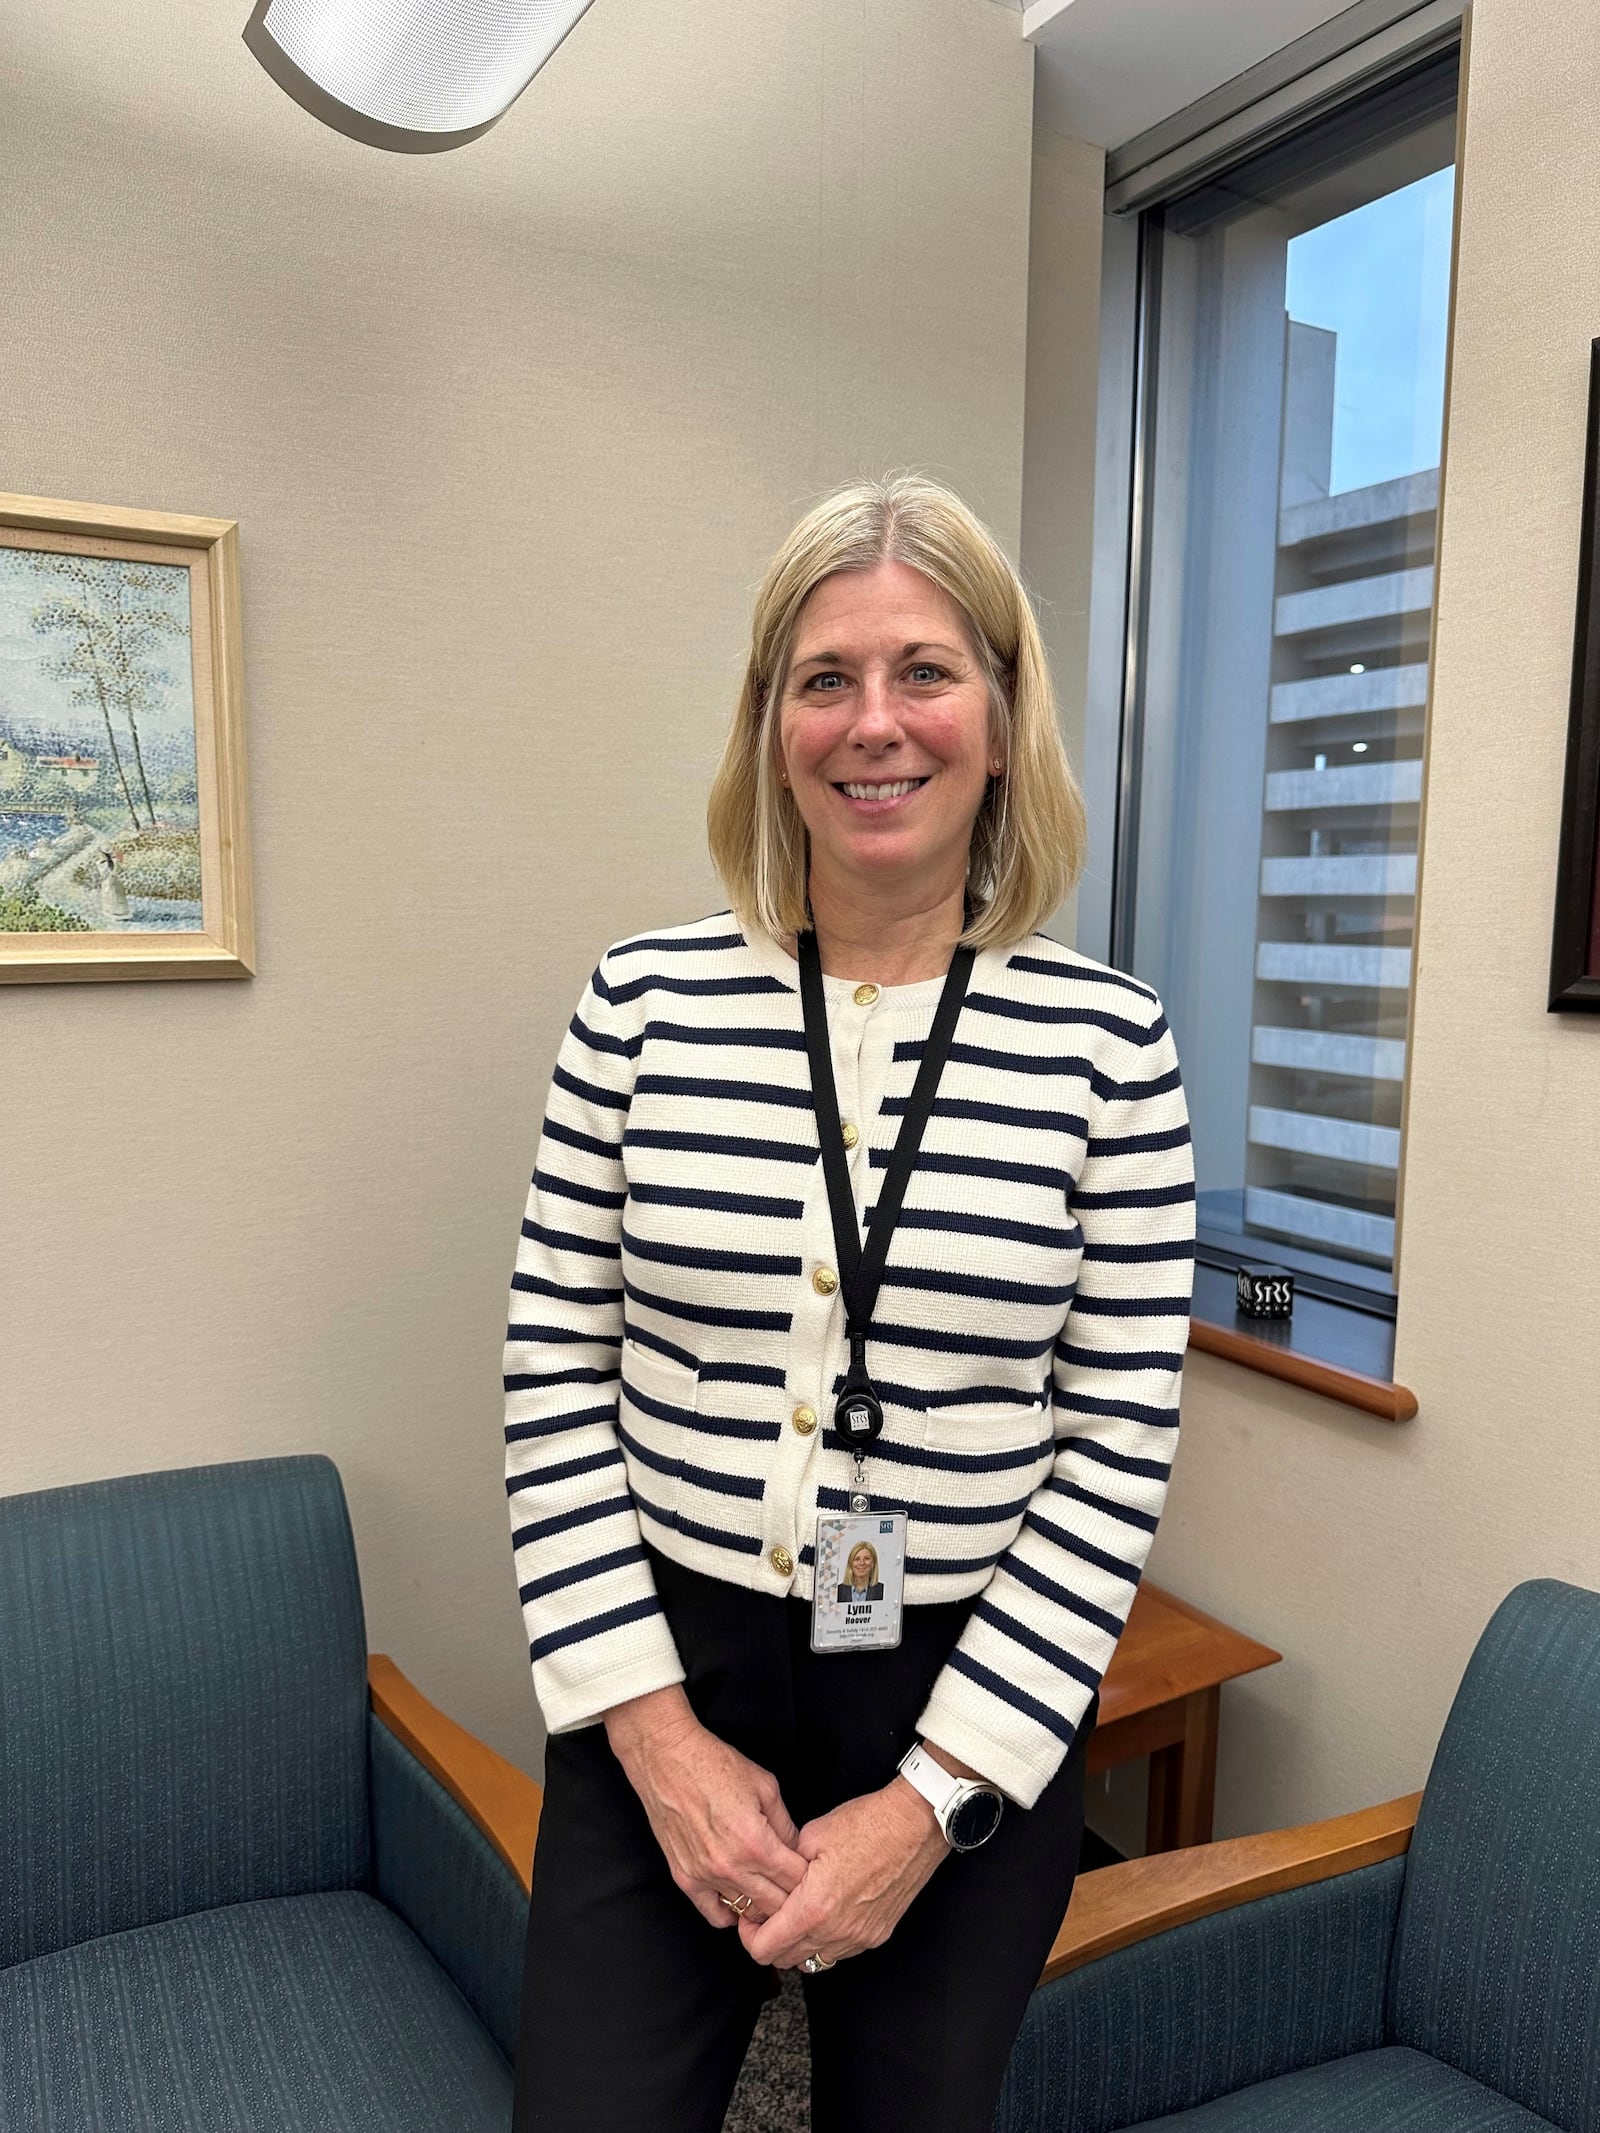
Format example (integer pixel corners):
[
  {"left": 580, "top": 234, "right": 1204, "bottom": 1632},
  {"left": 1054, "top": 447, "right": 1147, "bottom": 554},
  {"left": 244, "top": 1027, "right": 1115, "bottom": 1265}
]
[{"left": 737, "top": 1776, "right": 949, "bottom": 1969}]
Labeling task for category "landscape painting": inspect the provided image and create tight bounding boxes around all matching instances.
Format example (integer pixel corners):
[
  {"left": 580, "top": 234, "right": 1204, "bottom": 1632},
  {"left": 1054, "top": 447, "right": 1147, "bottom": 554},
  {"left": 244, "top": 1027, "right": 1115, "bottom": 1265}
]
[
  {"left": 0, "top": 496, "right": 253, "bottom": 985},
  {"left": 0, "top": 545, "right": 203, "bottom": 933}
]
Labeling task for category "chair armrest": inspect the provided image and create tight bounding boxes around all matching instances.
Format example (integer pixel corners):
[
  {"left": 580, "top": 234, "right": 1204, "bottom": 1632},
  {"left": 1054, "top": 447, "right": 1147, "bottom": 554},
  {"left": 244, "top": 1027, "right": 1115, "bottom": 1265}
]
[
  {"left": 1045, "top": 1790, "right": 1421, "bottom": 1980},
  {"left": 996, "top": 1794, "right": 1420, "bottom": 2133},
  {"left": 369, "top": 1653, "right": 544, "bottom": 1895}
]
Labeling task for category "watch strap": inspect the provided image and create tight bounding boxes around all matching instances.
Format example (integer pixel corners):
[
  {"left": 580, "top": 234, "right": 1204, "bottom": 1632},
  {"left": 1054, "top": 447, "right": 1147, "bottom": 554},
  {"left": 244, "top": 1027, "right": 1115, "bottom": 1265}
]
[
  {"left": 897, "top": 1739, "right": 1004, "bottom": 1849},
  {"left": 898, "top": 1739, "right": 963, "bottom": 1820}
]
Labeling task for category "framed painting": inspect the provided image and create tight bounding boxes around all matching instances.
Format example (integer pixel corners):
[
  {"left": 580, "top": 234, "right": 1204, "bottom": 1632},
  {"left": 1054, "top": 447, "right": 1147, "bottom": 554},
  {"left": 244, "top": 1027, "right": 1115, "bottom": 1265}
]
[
  {"left": 1550, "top": 342, "right": 1600, "bottom": 1012},
  {"left": 0, "top": 494, "right": 254, "bottom": 984}
]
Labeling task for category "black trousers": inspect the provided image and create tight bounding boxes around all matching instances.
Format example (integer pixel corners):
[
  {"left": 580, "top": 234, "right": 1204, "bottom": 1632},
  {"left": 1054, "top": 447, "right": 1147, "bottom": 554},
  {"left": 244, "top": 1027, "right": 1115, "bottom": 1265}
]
[{"left": 512, "top": 1548, "right": 1094, "bottom": 2133}]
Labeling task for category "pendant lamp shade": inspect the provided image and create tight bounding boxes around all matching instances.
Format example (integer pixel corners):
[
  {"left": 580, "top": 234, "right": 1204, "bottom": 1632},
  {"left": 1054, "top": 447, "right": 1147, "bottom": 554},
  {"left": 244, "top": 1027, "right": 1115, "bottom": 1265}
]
[{"left": 243, "top": 0, "right": 599, "bottom": 152}]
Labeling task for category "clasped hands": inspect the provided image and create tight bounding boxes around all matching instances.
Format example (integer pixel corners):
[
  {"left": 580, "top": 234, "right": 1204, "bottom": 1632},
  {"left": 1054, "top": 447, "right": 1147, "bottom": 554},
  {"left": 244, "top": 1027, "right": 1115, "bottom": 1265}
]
[{"left": 603, "top": 1685, "right": 953, "bottom": 1970}]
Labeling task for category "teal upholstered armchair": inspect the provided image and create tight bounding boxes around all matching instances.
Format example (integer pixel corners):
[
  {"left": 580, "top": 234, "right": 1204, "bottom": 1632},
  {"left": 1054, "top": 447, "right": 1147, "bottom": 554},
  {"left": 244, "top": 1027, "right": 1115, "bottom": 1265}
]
[
  {"left": 998, "top": 1577, "right": 1600, "bottom": 2133},
  {"left": 0, "top": 1454, "right": 542, "bottom": 2131}
]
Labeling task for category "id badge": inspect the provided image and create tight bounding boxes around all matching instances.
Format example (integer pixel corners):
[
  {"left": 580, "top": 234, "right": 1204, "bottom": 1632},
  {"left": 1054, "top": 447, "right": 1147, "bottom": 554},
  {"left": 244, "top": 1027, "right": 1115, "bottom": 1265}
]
[{"left": 811, "top": 1510, "right": 908, "bottom": 1652}]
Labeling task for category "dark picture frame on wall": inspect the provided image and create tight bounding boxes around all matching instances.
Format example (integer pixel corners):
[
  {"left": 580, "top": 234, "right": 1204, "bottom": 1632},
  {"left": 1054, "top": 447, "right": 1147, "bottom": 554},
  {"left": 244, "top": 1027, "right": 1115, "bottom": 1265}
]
[{"left": 1550, "top": 338, "right": 1600, "bottom": 1012}]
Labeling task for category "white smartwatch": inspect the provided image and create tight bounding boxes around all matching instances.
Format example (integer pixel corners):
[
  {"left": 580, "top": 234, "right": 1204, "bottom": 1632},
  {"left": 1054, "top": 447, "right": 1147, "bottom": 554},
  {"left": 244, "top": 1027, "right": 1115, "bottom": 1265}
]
[{"left": 896, "top": 1739, "right": 1005, "bottom": 1852}]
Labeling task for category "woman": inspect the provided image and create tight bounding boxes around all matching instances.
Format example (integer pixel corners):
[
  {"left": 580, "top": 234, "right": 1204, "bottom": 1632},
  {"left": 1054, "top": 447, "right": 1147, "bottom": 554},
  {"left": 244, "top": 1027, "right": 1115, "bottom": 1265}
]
[
  {"left": 97, "top": 847, "right": 130, "bottom": 923},
  {"left": 505, "top": 475, "right": 1195, "bottom": 2133},
  {"left": 837, "top": 1542, "right": 882, "bottom": 1603}
]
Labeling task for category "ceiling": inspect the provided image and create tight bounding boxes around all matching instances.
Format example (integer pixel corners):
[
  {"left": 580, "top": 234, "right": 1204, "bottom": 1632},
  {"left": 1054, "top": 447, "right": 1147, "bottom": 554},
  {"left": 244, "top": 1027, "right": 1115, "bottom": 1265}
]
[{"left": 1018, "top": 0, "right": 1365, "bottom": 148}]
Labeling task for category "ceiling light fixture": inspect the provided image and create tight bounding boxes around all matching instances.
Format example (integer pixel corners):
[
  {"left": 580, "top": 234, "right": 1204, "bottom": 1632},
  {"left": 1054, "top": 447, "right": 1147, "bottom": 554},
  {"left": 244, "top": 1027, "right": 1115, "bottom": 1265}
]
[{"left": 243, "top": 0, "right": 599, "bottom": 153}]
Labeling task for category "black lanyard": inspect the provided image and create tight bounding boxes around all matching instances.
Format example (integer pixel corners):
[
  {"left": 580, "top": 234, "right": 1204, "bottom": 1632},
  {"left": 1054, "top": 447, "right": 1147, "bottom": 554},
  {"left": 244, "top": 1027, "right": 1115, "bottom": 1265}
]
[{"left": 798, "top": 925, "right": 976, "bottom": 1460}]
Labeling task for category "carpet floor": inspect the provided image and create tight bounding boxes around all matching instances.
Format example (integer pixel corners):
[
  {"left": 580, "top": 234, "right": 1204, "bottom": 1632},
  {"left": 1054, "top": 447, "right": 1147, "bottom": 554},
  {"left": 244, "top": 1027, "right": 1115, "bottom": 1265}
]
[{"left": 725, "top": 1971, "right": 811, "bottom": 2133}]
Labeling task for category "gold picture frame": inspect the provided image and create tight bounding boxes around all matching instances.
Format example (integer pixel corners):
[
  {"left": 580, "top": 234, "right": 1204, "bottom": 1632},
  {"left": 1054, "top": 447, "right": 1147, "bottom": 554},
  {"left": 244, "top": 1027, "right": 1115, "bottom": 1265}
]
[{"left": 0, "top": 493, "right": 254, "bottom": 984}]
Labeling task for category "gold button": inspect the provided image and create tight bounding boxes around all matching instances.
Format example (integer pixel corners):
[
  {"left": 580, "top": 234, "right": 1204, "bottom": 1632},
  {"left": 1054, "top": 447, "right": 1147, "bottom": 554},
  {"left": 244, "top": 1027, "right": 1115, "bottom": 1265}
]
[
  {"left": 812, "top": 1266, "right": 839, "bottom": 1296},
  {"left": 769, "top": 1545, "right": 795, "bottom": 1578},
  {"left": 791, "top": 1404, "right": 818, "bottom": 1435},
  {"left": 841, "top": 1121, "right": 859, "bottom": 1150},
  {"left": 852, "top": 982, "right": 880, "bottom": 1007}
]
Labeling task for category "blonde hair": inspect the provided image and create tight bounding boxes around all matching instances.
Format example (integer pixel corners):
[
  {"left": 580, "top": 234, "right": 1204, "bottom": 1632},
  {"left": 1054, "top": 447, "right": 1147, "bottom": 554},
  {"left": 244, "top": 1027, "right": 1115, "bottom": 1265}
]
[{"left": 706, "top": 473, "right": 1087, "bottom": 952}]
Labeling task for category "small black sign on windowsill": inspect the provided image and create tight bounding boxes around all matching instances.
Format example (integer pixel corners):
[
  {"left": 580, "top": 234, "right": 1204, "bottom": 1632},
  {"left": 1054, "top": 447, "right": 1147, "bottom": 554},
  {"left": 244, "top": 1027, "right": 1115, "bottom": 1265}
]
[{"left": 1236, "top": 1263, "right": 1295, "bottom": 1319}]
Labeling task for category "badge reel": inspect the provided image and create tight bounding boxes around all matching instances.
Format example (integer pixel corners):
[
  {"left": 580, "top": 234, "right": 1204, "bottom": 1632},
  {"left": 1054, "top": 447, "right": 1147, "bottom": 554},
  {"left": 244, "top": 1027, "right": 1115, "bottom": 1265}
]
[{"left": 811, "top": 1336, "right": 909, "bottom": 1654}]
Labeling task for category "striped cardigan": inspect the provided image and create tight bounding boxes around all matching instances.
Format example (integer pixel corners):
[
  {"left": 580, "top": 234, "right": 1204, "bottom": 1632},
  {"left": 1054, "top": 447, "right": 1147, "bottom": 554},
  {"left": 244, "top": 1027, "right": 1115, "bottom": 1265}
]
[{"left": 503, "top": 910, "right": 1195, "bottom": 1808}]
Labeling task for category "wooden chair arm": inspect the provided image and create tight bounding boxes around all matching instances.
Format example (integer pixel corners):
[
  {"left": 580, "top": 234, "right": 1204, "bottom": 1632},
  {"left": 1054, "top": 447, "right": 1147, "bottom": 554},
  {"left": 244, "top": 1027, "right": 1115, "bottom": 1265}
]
[
  {"left": 1042, "top": 1789, "right": 1422, "bottom": 1983},
  {"left": 369, "top": 1654, "right": 544, "bottom": 1896}
]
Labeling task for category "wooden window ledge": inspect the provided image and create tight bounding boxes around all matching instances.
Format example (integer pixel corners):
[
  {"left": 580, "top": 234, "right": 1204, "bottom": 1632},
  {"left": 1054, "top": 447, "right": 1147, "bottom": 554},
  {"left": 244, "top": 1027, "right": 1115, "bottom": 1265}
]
[
  {"left": 1188, "top": 1316, "right": 1416, "bottom": 1422},
  {"left": 1185, "top": 1261, "right": 1416, "bottom": 1422}
]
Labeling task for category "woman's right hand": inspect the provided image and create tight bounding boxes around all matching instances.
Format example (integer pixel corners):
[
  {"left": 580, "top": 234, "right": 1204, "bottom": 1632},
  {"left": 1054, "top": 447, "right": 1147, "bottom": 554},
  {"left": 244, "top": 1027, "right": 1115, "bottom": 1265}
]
[{"left": 603, "top": 1684, "right": 807, "bottom": 1928}]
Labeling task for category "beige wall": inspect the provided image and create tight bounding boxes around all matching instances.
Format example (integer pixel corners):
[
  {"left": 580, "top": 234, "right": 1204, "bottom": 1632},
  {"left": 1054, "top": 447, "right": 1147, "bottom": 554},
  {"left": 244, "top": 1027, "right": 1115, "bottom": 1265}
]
[
  {"left": 1095, "top": 0, "right": 1600, "bottom": 1851},
  {"left": 0, "top": 0, "right": 1033, "bottom": 1775}
]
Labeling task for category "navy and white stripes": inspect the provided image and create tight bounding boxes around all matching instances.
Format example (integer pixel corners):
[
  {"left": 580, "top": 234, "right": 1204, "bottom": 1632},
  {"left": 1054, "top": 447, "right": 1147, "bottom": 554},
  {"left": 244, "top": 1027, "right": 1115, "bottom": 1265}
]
[{"left": 504, "top": 910, "right": 1195, "bottom": 1807}]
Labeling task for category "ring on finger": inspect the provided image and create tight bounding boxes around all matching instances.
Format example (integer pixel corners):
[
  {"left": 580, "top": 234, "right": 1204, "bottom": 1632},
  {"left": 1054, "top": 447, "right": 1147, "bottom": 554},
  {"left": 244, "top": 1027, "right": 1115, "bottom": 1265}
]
[
  {"left": 800, "top": 1951, "right": 837, "bottom": 1973},
  {"left": 718, "top": 1891, "right": 754, "bottom": 1917}
]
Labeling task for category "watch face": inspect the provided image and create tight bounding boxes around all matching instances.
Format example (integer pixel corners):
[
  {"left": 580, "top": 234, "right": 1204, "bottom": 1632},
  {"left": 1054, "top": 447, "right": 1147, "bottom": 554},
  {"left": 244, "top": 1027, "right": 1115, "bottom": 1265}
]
[{"left": 947, "top": 1786, "right": 1003, "bottom": 1851}]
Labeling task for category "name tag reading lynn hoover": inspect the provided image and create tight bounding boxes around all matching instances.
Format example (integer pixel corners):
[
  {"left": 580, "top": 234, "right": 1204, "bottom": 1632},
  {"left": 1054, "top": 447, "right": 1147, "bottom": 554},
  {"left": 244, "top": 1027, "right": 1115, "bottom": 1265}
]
[{"left": 811, "top": 1510, "right": 908, "bottom": 1652}]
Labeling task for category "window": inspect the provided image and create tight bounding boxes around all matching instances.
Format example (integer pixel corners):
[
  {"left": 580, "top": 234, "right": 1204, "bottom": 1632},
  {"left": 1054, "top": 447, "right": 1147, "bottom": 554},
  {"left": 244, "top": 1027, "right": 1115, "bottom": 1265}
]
[{"left": 1095, "top": 40, "right": 1459, "bottom": 1339}]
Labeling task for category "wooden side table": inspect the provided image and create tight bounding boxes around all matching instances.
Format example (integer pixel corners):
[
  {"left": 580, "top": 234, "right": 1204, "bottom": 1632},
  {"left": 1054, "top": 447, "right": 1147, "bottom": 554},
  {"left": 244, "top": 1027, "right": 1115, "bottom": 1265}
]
[{"left": 1089, "top": 1582, "right": 1281, "bottom": 1852}]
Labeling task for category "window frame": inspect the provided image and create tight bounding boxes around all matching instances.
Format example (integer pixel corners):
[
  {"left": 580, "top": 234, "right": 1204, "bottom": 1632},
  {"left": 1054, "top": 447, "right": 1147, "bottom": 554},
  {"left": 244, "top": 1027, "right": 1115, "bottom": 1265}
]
[{"left": 1078, "top": 0, "right": 1468, "bottom": 1398}]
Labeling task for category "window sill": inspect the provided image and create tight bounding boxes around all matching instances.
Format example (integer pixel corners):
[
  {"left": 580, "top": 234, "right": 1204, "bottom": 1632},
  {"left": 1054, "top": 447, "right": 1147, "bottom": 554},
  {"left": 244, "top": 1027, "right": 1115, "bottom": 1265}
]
[{"left": 1187, "top": 1262, "right": 1417, "bottom": 1423}]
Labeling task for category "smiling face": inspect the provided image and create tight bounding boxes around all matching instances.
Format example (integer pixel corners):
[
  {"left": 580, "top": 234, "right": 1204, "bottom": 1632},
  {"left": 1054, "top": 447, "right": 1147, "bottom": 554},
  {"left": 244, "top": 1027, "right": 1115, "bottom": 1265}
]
[
  {"left": 848, "top": 1545, "right": 876, "bottom": 1589},
  {"left": 776, "top": 559, "right": 1002, "bottom": 910}
]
